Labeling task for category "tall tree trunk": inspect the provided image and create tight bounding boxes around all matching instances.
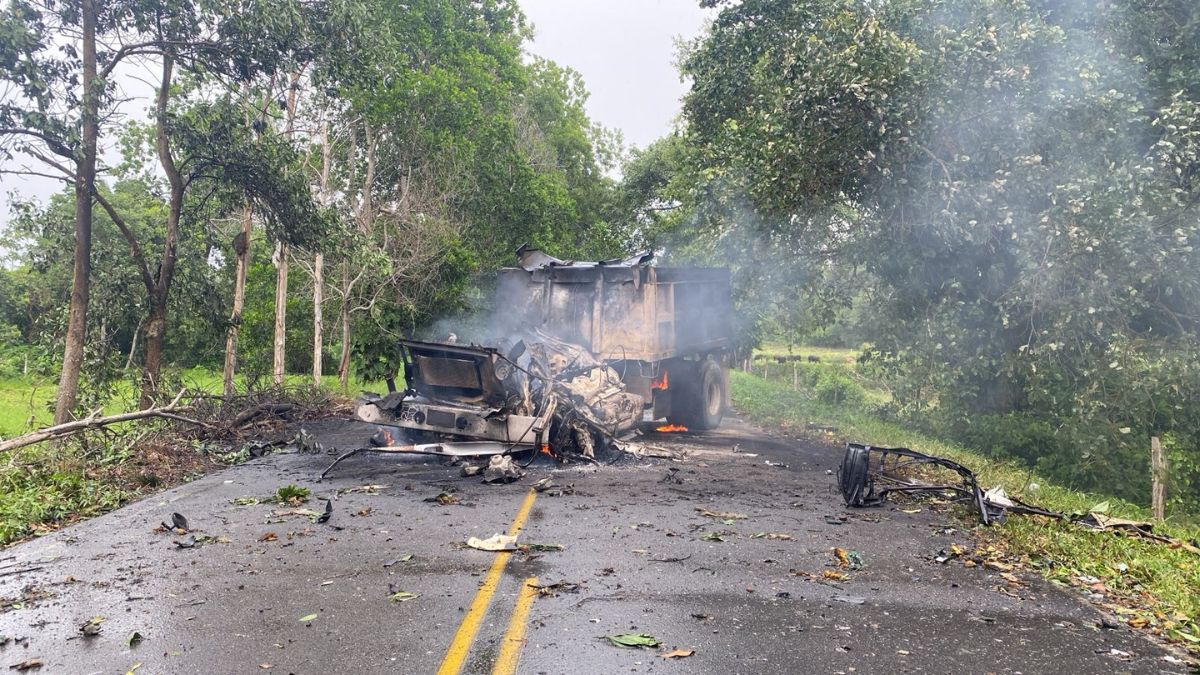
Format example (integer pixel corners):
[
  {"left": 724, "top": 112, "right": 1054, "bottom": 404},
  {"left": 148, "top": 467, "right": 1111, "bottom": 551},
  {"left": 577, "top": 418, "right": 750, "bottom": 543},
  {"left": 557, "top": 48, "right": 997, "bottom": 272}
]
[
  {"left": 273, "top": 241, "right": 289, "bottom": 387},
  {"left": 313, "top": 251, "right": 324, "bottom": 385},
  {"left": 141, "top": 52, "right": 183, "bottom": 410},
  {"left": 312, "top": 120, "right": 331, "bottom": 386},
  {"left": 223, "top": 202, "right": 252, "bottom": 396},
  {"left": 272, "top": 71, "right": 302, "bottom": 388},
  {"left": 338, "top": 260, "right": 350, "bottom": 390},
  {"left": 53, "top": 0, "right": 99, "bottom": 424}
]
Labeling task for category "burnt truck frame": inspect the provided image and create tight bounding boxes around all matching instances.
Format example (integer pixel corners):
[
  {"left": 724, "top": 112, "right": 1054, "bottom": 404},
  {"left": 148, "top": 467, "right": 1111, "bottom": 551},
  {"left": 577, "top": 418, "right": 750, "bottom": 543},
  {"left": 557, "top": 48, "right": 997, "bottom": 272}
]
[
  {"left": 326, "top": 249, "right": 733, "bottom": 475},
  {"left": 494, "top": 248, "right": 734, "bottom": 431},
  {"left": 391, "top": 338, "right": 557, "bottom": 448}
]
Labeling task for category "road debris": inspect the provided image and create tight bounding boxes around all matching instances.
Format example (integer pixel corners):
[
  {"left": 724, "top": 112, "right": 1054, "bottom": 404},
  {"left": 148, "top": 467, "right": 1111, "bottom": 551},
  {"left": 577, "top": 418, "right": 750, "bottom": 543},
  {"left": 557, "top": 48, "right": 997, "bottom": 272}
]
[
  {"left": 521, "top": 543, "right": 564, "bottom": 553},
  {"left": 832, "top": 595, "right": 866, "bottom": 605},
  {"left": 695, "top": 508, "right": 747, "bottom": 520},
  {"left": 466, "top": 534, "right": 518, "bottom": 551},
  {"left": 750, "top": 532, "right": 793, "bottom": 540},
  {"left": 833, "top": 547, "right": 864, "bottom": 570},
  {"left": 7, "top": 659, "right": 43, "bottom": 671},
  {"left": 274, "top": 485, "right": 310, "bottom": 505},
  {"left": 482, "top": 455, "right": 524, "bottom": 484},
  {"left": 158, "top": 512, "right": 188, "bottom": 533},
  {"left": 658, "top": 649, "right": 694, "bottom": 659},
  {"left": 315, "top": 499, "right": 332, "bottom": 524},
  {"left": 841, "top": 442, "right": 1200, "bottom": 554},
  {"left": 424, "top": 492, "right": 461, "bottom": 506},
  {"left": 528, "top": 580, "right": 581, "bottom": 596},
  {"left": 79, "top": 616, "right": 103, "bottom": 637},
  {"left": 604, "top": 633, "right": 662, "bottom": 648},
  {"left": 838, "top": 443, "right": 996, "bottom": 524}
]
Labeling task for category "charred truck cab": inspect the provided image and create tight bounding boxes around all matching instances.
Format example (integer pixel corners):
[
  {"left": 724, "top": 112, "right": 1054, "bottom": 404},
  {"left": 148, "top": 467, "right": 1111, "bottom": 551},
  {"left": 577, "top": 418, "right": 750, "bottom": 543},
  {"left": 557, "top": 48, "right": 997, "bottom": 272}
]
[
  {"left": 496, "top": 246, "right": 733, "bottom": 431},
  {"left": 337, "top": 247, "right": 733, "bottom": 473}
]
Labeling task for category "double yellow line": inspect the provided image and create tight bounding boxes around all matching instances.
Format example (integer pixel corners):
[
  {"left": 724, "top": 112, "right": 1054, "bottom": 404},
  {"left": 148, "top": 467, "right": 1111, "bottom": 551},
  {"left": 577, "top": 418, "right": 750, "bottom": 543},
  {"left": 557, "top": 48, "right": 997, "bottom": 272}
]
[{"left": 436, "top": 490, "right": 540, "bottom": 675}]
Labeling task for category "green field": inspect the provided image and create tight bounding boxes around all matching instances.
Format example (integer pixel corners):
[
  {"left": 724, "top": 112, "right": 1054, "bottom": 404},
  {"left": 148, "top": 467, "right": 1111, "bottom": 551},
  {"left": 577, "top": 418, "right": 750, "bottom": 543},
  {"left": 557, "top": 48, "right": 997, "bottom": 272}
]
[{"left": 0, "top": 369, "right": 382, "bottom": 439}]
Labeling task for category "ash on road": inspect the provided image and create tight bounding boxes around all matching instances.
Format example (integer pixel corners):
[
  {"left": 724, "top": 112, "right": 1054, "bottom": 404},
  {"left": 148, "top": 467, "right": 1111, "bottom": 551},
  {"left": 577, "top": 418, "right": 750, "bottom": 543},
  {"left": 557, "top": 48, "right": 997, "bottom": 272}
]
[{"left": 0, "top": 418, "right": 1185, "bottom": 674}]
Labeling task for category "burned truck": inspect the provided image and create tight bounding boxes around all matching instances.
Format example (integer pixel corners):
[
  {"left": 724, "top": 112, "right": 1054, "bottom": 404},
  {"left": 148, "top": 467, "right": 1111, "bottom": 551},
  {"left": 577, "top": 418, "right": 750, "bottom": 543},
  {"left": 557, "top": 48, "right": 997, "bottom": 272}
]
[{"left": 342, "top": 247, "right": 732, "bottom": 468}]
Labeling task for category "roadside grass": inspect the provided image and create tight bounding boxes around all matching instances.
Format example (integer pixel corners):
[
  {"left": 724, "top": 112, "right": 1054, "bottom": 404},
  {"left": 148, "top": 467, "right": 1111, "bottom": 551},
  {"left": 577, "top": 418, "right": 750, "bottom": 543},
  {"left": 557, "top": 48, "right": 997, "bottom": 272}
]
[
  {"left": 0, "top": 369, "right": 378, "bottom": 439},
  {"left": 731, "top": 369, "right": 1200, "bottom": 654},
  {"left": 0, "top": 377, "right": 55, "bottom": 437},
  {"left": 1, "top": 367, "right": 379, "bottom": 547}
]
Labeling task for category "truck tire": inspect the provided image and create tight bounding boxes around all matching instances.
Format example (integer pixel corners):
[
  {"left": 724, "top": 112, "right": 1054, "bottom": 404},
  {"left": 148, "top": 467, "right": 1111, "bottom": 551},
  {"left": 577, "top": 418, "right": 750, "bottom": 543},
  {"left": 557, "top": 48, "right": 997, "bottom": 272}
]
[{"left": 668, "top": 358, "right": 725, "bottom": 430}]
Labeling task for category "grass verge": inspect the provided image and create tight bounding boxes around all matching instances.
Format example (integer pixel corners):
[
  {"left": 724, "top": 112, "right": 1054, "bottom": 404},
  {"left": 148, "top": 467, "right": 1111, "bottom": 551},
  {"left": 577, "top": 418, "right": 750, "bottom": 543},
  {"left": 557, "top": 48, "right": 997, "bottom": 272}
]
[
  {"left": 1, "top": 369, "right": 369, "bottom": 547},
  {"left": 731, "top": 369, "right": 1200, "bottom": 656}
]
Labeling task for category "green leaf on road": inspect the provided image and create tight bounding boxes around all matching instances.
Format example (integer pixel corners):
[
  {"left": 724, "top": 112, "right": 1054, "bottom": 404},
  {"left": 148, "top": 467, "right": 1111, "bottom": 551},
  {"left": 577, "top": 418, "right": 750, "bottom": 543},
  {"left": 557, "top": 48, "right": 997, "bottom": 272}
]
[
  {"left": 126, "top": 631, "right": 144, "bottom": 648},
  {"left": 701, "top": 532, "right": 725, "bottom": 542},
  {"left": 604, "top": 633, "right": 662, "bottom": 648},
  {"left": 299, "top": 613, "right": 319, "bottom": 622},
  {"left": 388, "top": 592, "right": 419, "bottom": 603}
]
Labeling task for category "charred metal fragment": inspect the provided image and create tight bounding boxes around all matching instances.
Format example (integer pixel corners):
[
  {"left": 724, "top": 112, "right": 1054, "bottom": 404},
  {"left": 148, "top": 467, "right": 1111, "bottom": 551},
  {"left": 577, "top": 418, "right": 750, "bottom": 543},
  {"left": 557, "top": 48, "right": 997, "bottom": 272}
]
[{"left": 838, "top": 443, "right": 999, "bottom": 525}]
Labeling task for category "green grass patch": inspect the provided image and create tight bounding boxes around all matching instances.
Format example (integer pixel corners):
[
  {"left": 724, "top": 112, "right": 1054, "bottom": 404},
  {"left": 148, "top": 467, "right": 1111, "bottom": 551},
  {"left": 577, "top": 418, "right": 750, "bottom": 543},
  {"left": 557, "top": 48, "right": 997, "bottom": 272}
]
[
  {"left": 0, "top": 368, "right": 380, "bottom": 440},
  {"left": 731, "top": 369, "right": 1200, "bottom": 651},
  {"left": 1, "top": 367, "right": 381, "bottom": 547},
  {"left": 0, "top": 377, "right": 55, "bottom": 438}
]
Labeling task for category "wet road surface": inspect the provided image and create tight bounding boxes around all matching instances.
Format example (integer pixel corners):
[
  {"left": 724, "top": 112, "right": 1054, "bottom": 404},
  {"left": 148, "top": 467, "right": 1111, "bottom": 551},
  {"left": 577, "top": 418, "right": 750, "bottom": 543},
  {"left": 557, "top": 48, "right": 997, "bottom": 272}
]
[{"left": 0, "top": 417, "right": 1188, "bottom": 674}]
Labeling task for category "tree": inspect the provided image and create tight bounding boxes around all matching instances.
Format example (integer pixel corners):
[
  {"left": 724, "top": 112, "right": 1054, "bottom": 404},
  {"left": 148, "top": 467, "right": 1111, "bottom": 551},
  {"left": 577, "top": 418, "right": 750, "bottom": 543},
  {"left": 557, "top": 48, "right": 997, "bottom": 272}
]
[
  {"left": 1, "top": 0, "right": 104, "bottom": 423},
  {"left": 679, "top": 0, "right": 1200, "bottom": 499}
]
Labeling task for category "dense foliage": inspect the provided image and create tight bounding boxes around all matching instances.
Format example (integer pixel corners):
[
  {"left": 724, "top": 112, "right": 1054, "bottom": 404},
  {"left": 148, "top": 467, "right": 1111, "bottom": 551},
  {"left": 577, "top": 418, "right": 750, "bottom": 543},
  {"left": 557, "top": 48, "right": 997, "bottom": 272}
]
[
  {"left": 0, "top": 0, "right": 624, "bottom": 398},
  {"left": 672, "top": 0, "right": 1200, "bottom": 505}
]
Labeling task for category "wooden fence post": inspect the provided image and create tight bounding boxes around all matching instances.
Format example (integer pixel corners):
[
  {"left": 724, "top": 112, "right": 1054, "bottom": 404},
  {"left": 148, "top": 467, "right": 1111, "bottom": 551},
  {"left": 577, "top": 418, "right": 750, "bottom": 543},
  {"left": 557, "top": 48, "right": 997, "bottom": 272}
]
[{"left": 1150, "top": 436, "right": 1167, "bottom": 521}]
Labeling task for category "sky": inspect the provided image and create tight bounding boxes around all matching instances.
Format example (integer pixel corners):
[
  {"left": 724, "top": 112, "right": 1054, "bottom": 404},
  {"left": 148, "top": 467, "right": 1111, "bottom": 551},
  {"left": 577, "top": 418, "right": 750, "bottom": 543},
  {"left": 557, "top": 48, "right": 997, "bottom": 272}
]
[
  {"left": 0, "top": 1, "right": 712, "bottom": 228},
  {"left": 520, "top": 0, "right": 711, "bottom": 151}
]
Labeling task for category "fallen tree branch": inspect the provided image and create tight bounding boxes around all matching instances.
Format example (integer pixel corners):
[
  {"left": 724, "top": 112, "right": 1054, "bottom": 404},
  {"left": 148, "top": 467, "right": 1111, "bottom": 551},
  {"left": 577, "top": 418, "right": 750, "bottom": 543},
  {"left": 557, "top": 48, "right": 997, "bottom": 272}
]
[{"left": 0, "top": 390, "right": 193, "bottom": 454}]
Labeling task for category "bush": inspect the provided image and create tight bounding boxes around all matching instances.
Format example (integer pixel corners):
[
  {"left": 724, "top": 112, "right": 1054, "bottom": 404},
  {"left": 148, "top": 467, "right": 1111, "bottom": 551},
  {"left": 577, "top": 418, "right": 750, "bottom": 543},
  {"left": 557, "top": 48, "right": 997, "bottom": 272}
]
[{"left": 813, "top": 368, "right": 865, "bottom": 406}]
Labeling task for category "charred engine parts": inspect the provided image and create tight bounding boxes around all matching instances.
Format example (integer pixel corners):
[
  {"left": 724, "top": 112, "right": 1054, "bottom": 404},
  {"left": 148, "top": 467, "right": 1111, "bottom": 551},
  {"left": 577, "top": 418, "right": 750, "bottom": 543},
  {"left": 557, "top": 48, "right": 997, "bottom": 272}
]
[{"left": 838, "top": 443, "right": 999, "bottom": 525}]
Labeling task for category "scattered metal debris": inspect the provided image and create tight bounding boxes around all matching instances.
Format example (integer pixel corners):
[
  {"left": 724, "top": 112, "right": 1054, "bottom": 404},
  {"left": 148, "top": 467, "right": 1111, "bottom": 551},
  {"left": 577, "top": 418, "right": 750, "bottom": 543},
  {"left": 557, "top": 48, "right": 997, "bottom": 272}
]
[
  {"left": 840, "top": 442, "right": 1200, "bottom": 554},
  {"left": 838, "top": 443, "right": 998, "bottom": 524},
  {"left": 482, "top": 455, "right": 524, "bottom": 484},
  {"left": 314, "top": 499, "right": 332, "bottom": 524}
]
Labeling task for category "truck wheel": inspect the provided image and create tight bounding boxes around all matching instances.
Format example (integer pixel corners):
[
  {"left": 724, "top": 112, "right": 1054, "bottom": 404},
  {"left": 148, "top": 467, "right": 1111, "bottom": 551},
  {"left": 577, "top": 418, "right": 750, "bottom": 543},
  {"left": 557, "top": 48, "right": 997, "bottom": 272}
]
[{"left": 668, "top": 359, "right": 725, "bottom": 430}]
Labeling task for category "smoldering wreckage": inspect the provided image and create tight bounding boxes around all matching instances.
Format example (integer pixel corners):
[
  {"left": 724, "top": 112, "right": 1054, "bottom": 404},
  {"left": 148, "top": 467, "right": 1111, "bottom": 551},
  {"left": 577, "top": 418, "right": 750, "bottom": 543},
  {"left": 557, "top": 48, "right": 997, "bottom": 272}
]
[{"left": 300, "top": 246, "right": 735, "bottom": 479}]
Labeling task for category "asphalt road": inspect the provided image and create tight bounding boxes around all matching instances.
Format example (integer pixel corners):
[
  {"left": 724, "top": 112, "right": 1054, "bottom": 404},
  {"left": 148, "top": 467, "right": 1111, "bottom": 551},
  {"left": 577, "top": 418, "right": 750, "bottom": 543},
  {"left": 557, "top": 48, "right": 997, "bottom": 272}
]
[{"left": 0, "top": 417, "right": 1188, "bottom": 674}]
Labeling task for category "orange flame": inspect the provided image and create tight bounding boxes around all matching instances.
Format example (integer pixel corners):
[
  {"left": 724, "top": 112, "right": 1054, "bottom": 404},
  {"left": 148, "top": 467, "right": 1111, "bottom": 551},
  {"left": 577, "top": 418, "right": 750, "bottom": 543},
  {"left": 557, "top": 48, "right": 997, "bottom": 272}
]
[
  {"left": 650, "top": 369, "right": 669, "bottom": 390},
  {"left": 656, "top": 424, "right": 689, "bottom": 433},
  {"left": 540, "top": 443, "right": 555, "bottom": 457}
]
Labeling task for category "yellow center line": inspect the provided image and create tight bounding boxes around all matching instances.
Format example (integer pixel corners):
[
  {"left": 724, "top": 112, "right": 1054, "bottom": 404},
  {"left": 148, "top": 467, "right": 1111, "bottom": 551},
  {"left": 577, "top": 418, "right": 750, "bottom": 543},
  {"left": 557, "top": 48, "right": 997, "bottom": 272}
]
[
  {"left": 436, "top": 489, "right": 538, "bottom": 675},
  {"left": 492, "top": 577, "right": 539, "bottom": 675}
]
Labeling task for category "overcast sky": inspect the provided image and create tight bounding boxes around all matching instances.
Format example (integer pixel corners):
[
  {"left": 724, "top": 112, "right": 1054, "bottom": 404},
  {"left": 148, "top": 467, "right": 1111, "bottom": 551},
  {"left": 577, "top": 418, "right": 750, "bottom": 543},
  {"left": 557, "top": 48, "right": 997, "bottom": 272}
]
[
  {"left": 521, "top": 0, "right": 711, "bottom": 150},
  {"left": 0, "top": 1, "right": 711, "bottom": 228}
]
